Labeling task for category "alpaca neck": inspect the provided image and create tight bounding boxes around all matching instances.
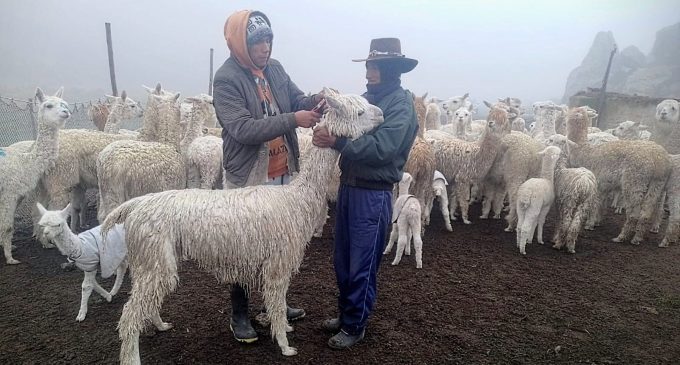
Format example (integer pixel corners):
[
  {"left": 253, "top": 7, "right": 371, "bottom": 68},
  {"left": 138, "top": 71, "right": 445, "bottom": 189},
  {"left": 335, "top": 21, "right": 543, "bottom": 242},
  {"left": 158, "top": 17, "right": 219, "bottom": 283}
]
[
  {"left": 140, "top": 102, "right": 181, "bottom": 150},
  {"left": 51, "top": 226, "right": 83, "bottom": 261},
  {"left": 541, "top": 110, "right": 558, "bottom": 136},
  {"left": 397, "top": 183, "right": 410, "bottom": 196},
  {"left": 290, "top": 146, "right": 339, "bottom": 204},
  {"left": 180, "top": 109, "right": 207, "bottom": 154},
  {"left": 31, "top": 116, "right": 61, "bottom": 171},
  {"left": 540, "top": 158, "right": 557, "bottom": 182},
  {"left": 475, "top": 128, "right": 503, "bottom": 172},
  {"left": 103, "top": 104, "right": 125, "bottom": 133}
]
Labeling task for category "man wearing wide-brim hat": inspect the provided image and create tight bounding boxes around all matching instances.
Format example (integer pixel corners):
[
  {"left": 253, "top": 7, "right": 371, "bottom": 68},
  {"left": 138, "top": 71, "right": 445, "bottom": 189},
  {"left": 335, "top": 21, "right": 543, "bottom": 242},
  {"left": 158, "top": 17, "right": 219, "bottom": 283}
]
[{"left": 313, "top": 37, "right": 419, "bottom": 349}]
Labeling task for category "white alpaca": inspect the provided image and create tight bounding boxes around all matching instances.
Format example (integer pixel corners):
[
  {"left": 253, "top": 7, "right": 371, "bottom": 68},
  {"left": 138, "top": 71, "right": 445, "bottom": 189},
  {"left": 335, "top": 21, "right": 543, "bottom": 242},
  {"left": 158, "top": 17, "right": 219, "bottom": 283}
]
[
  {"left": 383, "top": 172, "right": 424, "bottom": 268},
  {"left": 99, "top": 88, "right": 384, "bottom": 362},
  {"left": 102, "top": 91, "right": 143, "bottom": 134},
  {"left": 1, "top": 87, "right": 70, "bottom": 264},
  {"left": 183, "top": 96, "right": 224, "bottom": 190},
  {"left": 36, "top": 203, "right": 128, "bottom": 321},
  {"left": 516, "top": 146, "right": 561, "bottom": 255},
  {"left": 425, "top": 170, "right": 452, "bottom": 232},
  {"left": 425, "top": 102, "right": 441, "bottom": 130},
  {"left": 96, "top": 91, "right": 184, "bottom": 222}
]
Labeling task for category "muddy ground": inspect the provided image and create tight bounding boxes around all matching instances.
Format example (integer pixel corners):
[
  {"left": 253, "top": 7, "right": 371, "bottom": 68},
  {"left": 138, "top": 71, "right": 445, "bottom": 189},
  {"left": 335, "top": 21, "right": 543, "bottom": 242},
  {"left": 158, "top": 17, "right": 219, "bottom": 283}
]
[{"left": 1, "top": 204, "right": 679, "bottom": 364}]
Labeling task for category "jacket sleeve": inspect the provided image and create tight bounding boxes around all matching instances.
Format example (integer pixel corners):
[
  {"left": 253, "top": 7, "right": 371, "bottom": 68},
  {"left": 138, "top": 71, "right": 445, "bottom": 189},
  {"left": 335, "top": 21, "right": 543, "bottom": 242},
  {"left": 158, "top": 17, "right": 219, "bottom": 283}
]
[
  {"left": 213, "top": 76, "right": 297, "bottom": 145},
  {"left": 333, "top": 96, "right": 414, "bottom": 167}
]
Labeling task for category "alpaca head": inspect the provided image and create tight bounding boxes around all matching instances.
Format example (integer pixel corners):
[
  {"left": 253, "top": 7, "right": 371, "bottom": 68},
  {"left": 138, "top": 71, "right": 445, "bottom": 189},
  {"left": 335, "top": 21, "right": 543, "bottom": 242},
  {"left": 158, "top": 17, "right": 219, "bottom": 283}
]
[
  {"left": 446, "top": 93, "right": 470, "bottom": 112},
  {"left": 143, "top": 83, "right": 179, "bottom": 108},
  {"left": 36, "top": 203, "right": 72, "bottom": 253},
  {"left": 107, "top": 90, "right": 143, "bottom": 120},
  {"left": 486, "top": 106, "right": 511, "bottom": 136},
  {"left": 655, "top": 99, "right": 679, "bottom": 124},
  {"left": 538, "top": 145, "right": 562, "bottom": 163},
  {"left": 453, "top": 105, "right": 473, "bottom": 124},
  {"left": 566, "top": 107, "right": 591, "bottom": 144},
  {"left": 399, "top": 171, "right": 413, "bottom": 191},
  {"left": 499, "top": 97, "right": 522, "bottom": 110},
  {"left": 320, "top": 87, "right": 384, "bottom": 139},
  {"left": 612, "top": 120, "right": 648, "bottom": 139},
  {"left": 35, "top": 87, "right": 70, "bottom": 128}
]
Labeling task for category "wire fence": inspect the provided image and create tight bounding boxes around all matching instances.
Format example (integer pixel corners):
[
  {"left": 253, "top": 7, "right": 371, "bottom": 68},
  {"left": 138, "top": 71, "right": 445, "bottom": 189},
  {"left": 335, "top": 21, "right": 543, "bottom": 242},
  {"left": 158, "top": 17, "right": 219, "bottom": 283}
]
[{"left": 0, "top": 95, "right": 144, "bottom": 147}]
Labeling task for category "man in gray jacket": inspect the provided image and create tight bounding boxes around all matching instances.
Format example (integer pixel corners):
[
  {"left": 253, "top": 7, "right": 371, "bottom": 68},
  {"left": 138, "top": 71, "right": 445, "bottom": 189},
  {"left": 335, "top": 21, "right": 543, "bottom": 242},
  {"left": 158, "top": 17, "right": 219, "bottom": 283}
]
[{"left": 214, "top": 9, "right": 323, "bottom": 343}]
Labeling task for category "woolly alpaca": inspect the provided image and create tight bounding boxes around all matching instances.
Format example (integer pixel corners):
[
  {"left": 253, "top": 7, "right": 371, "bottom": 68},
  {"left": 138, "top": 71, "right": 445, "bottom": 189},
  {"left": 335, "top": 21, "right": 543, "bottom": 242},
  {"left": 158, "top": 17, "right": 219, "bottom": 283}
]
[
  {"left": 516, "top": 146, "right": 561, "bottom": 255},
  {"left": 413, "top": 93, "right": 428, "bottom": 137},
  {"left": 383, "top": 172, "right": 423, "bottom": 268},
  {"left": 546, "top": 135, "right": 599, "bottom": 254},
  {"left": 480, "top": 131, "right": 543, "bottom": 229},
  {"left": 99, "top": 88, "right": 383, "bottom": 362},
  {"left": 406, "top": 95, "right": 437, "bottom": 227},
  {"left": 562, "top": 107, "right": 672, "bottom": 244},
  {"left": 181, "top": 95, "right": 218, "bottom": 189},
  {"left": 88, "top": 101, "right": 110, "bottom": 131},
  {"left": 432, "top": 105, "right": 510, "bottom": 225},
  {"left": 1, "top": 87, "right": 70, "bottom": 264},
  {"left": 96, "top": 91, "right": 185, "bottom": 223},
  {"left": 652, "top": 99, "right": 680, "bottom": 154},
  {"left": 425, "top": 102, "right": 441, "bottom": 131},
  {"left": 36, "top": 203, "right": 128, "bottom": 321},
  {"left": 659, "top": 155, "right": 680, "bottom": 247},
  {"left": 424, "top": 170, "right": 452, "bottom": 231},
  {"left": 31, "top": 84, "right": 169, "bottom": 239},
  {"left": 103, "top": 91, "right": 143, "bottom": 134}
]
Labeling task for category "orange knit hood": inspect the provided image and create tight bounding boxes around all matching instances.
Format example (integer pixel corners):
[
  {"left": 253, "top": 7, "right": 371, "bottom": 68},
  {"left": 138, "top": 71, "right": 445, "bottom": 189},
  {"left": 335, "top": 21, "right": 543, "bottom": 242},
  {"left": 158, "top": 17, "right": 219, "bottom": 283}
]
[{"left": 224, "top": 10, "right": 272, "bottom": 75}]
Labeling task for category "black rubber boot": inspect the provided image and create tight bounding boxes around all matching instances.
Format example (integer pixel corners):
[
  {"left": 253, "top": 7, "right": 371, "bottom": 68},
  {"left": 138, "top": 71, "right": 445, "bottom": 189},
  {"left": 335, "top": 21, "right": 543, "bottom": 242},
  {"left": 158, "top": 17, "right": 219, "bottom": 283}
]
[
  {"left": 328, "top": 329, "right": 365, "bottom": 350},
  {"left": 258, "top": 305, "right": 306, "bottom": 322},
  {"left": 230, "top": 284, "right": 258, "bottom": 343},
  {"left": 322, "top": 318, "right": 341, "bottom": 333}
]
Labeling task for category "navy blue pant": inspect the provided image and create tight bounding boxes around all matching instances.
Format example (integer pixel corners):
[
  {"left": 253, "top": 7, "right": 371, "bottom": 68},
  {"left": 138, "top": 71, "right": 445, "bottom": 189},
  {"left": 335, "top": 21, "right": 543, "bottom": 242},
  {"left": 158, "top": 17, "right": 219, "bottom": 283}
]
[{"left": 334, "top": 183, "right": 392, "bottom": 335}]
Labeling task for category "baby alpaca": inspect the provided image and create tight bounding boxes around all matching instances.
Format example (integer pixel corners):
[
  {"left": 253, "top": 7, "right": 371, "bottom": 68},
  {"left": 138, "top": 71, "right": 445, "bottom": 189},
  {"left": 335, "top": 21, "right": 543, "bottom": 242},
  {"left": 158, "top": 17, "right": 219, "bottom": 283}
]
[
  {"left": 384, "top": 172, "right": 424, "bottom": 268},
  {"left": 516, "top": 146, "right": 561, "bottom": 255},
  {"left": 425, "top": 170, "right": 453, "bottom": 231},
  {"left": 37, "top": 203, "right": 129, "bottom": 322}
]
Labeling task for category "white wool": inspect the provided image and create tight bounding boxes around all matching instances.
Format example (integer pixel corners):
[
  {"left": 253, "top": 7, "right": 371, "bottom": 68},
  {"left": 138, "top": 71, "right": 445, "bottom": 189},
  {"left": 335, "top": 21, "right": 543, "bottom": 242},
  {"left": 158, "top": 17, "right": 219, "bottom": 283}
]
[{"left": 384, "top": 172, "right": 424, "bottom": 268}]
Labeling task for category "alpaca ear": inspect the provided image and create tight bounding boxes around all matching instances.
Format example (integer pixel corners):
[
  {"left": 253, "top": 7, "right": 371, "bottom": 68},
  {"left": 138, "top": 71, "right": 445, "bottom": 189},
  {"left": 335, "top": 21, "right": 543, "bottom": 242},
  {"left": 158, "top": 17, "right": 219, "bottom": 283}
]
[
  {"left": 462, "top": 92, "right": 469, "bottom": 100},
  {"left": 172, "top": 93, "right": 181, "bottom": 101},
  {"left": 483, "top": 100, "right": 493, "bottom": 109},
  {"left": 142, "top": 84, "right": 154, "bottom": 93},
  {"left": 35, "top": 87, "right": 46, "bottom": 103},
  {"left": 325, "top": 94, "right": 343, "bottom": 113},
  {"left": 60, "top": 203, "right": 72, "bottom": 220},
  {"left": 54, "top": 87, "right": 64, "bottom": 98},
  {"left": 36, "top": 202, "right": 48, "bottom": 216},
  {"left": 155, "top": 83, "right": 163, "bottom": 94},
  {"left": 121, "top": 90, "right": 127, "bottom": 102},
  {"left": 421, "top": 92, "right": 428, "bottom": 100},
  {"left": 201, "top": 127, "right": 209, "bottom": 134}
]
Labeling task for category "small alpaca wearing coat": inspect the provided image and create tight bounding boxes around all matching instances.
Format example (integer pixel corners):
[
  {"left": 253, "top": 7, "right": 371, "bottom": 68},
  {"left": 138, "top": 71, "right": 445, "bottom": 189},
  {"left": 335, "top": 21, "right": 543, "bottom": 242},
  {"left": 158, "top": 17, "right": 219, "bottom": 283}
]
[
  {"left": 383, "top": 172, "right": 424, "bottom": 268},
  {"left": 100, "top": 88, "right": 384, "bottom": 362},
  {"left": 37, "top": 203, "right": 128, "bottom": 321},
  {"left": 1, "top": 87, "right": 70, "bottom": 264},
  {"left": 516, "top": 146, "right": 561, "bottom": 255},
  {"left": 424, "top": 170, "right": 452, "bottom": 231}
]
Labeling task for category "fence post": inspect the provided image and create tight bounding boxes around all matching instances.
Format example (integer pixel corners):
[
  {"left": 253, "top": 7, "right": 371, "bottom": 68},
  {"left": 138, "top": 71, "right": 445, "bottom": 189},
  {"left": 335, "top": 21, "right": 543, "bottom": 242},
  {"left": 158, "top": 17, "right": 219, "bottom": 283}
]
[
  {"left": 27, "top": 98, "right": 38, "bottom": 140},
  {"left": 208, "top": 48, "right": 214, "bottom": 96},
  {"left": 105, "top": 22, "right": 118, "bottom": 96}
]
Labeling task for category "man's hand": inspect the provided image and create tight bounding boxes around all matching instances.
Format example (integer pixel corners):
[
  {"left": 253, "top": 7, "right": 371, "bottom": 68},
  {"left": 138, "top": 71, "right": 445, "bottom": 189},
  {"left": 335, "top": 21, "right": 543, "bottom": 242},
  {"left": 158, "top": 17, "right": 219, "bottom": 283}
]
[
  {"left": 312, "top": 126, "right": 337, "bottom": 148},
  {"left": 295, "top": 110, "right": 321, "bottom": 128}
]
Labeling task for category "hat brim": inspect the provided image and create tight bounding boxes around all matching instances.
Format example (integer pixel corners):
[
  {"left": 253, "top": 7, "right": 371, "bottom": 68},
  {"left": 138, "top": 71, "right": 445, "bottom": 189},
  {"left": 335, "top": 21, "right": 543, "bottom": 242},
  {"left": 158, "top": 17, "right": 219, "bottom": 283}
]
[{"left": 352, "top": 57, "right": 418, "bottom": 74}]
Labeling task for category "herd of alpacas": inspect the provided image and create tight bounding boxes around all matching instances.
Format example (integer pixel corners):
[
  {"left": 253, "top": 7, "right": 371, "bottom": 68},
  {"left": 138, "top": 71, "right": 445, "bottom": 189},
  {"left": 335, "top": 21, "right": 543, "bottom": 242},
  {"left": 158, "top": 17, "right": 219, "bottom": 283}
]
[{"left": 0, "top": 84, "right": 679, "bottom": 364}]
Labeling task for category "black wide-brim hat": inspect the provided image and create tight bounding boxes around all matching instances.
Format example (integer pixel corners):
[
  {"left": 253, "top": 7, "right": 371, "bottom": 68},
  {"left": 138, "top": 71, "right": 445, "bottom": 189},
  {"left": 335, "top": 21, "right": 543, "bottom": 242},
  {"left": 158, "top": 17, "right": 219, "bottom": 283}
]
[{"left": 352, "top": 38, "right": 418, "bottom": 74}]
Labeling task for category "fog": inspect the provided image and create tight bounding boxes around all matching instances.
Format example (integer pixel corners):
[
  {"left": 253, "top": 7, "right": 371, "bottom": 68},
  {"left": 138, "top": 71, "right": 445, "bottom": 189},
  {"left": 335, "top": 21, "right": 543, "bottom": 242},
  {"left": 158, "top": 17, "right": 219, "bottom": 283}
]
[{"left": 1, "top": 0, "right": 678, "bottom": 106}]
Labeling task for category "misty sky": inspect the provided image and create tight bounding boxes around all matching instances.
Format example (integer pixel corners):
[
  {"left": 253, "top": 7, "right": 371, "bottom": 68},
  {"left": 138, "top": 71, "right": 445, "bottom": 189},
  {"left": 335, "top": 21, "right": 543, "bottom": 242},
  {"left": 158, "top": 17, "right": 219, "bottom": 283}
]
[{"left": 1, "top": 0, "right": 678, "bottom": 106}]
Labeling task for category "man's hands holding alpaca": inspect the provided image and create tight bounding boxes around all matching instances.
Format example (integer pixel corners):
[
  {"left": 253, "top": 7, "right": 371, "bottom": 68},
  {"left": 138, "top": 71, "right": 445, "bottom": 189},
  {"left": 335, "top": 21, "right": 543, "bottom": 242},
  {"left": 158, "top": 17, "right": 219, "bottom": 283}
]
[
  {"left": 295, "top": 110, "right": 322, "bottom": 128},
  {"left": 312, "top": 126, "right": 337, "bottom": 148}
]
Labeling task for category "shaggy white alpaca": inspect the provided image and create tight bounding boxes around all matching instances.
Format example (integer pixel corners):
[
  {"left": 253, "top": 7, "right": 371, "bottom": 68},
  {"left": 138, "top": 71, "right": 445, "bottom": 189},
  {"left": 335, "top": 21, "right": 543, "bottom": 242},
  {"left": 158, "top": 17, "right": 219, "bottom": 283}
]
[
  {"left": 383, "top": 172, "right": 424, "bottom": 268},
  {"left": 96, "top": 91, "right": 184, "bottom": 222},
  {"left": 425, "top": 102, "right": 441, "bottom": 131},
  {"left": 183, "top": 96, "right": 224, "bottom": 190},
  {"left": 653, "top": 99, "right": 680, "bottom": 154},
  {"left": 1, "top": 87, "right": 70, "bottom": 264},
  {"left": 516, "top": 146, "right": 561, "bottom": 255},
  {"left": 425, "top": 170, "right": 452, "bottom": 232},
  {"left": 102, "top": 91, "right": 143, "bottom": 134},
  {"left": 99, "top": 88, "right": 384, "bottom": 362},
  {"left": 611, "top": 120, "right": 651, "bottom": 140},
  {"left": 36, "top": 203, "right": 128, "bottom": 321}
]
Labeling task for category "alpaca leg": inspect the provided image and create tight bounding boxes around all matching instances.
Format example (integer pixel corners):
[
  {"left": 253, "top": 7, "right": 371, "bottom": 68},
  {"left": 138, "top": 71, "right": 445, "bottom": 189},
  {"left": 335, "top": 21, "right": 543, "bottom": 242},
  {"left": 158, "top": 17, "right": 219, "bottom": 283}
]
[
  {"left": 649, "top": 191, "right": 666, "bottom": 234},
  {"left": 536, "top": 206, "right": 551, "bottom": 245},
  {"left": 448, "top": 188, "right": 458, "bottom": 221},
  {"left": 412, "top": 220, "right": 423, "bottom": 269},
  {"left": 70, "top": 186, "right": 86, "bottom": 231},
  {"left": 186, "top": 165, "right": 202, "bottom": 189},
  {"left": 77, "top": 271, "right": 98, "bottom": 321},
  {"left": 504, "top": 182, "right": 520, "bottom": 232},
  {"left": 455, "top": 183, "right": 471, "bottom": 224},
  {"left": 109, "top": 260, "right": 128, "bottom": 297},
  {"left": 659, "top": 195, "right": 680, "bottom": 247},
  {"left": 565, "top": 210, "right": 583, "bottom": 254},
  {"left": 424, "top": 198, "right": 432, "bottom": 225},
  {"left": 491, "top": 190, "right": 506, "bottom": 219},
  {"left": 151, "top": 311, "right": 173, "bottom": 332},
  {"left": 633, "top": 181, "right": 666, "bottom": 244},
  {"left": 262, "top": 273, "right": 296, "bottom": 356},
  {"left": 391, "top": 221, "right": 409, "bottom": 265},
  {"left": 383, "top": 224, "right": 398, "bottom": 254},
  {"left": 480, "top": 193, "right": 492, "bottom": 219},
  {"left": 404, "top": 226, "right": 412, "bottom": 256},
  {"left": 313, "top": 204, "right": 328, "bottom": 238},
  {"left": 1, "top": 198, "right": 20, "bottom": 265},
  {"left": 92, "top": 276, "right": 113, "bottom": 302},
  {"left": 439, "top": 194, "right": 453, "bottom": 231},
  {"left": 516, "top": 207, "right": 525, "bottom": 253}
]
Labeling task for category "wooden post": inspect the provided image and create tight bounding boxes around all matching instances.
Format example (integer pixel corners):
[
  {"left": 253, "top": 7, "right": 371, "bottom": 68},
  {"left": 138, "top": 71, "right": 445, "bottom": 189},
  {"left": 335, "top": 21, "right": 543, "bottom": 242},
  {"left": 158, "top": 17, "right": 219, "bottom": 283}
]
[
  {"left": 208, "top": 48, "right": 214, "bottom": 96},
  {"left": 596, "top": 45, "right": 617, "bottom": 127},
  {"left": 105, "top": 22, "right": 118, "bottom": 96}
]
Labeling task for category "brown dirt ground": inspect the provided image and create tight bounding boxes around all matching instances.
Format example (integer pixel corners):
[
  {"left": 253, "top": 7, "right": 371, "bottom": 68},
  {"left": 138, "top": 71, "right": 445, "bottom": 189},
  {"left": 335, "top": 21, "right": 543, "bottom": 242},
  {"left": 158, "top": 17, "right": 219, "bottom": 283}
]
[{"left": 1, "top": 203, "right": 680, "bottom": 365}]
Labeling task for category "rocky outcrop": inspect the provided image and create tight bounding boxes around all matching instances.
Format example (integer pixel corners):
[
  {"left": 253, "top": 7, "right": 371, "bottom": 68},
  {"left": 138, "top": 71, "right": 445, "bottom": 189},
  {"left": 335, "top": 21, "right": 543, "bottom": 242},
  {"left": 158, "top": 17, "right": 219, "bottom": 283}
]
[{"left": 563, "top": 22, "right": 680, "bottom": 101}]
